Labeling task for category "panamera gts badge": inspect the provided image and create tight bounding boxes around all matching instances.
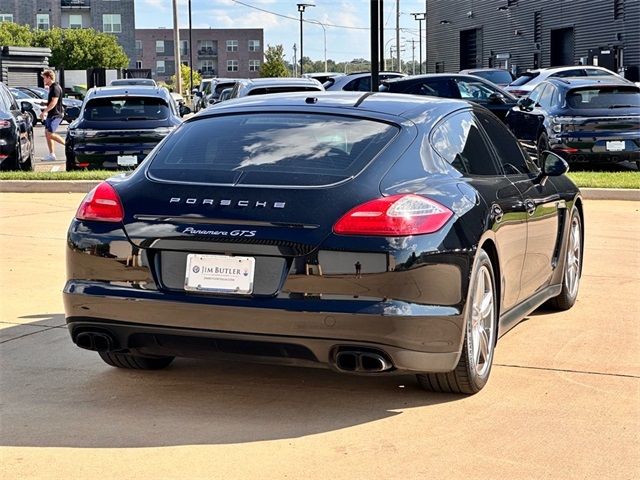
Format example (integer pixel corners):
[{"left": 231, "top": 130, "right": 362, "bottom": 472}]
[
  {"left": 170, "top": 197, "right": 285, "bottom": 209},
  {"left": 182, "top": 227, "right": 256, "bottom": 237}
]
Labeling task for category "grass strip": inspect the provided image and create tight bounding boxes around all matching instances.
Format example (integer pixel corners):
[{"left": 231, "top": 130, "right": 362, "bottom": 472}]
[{"left": 0, "top": 170, "right": 638, "bottom": 189}]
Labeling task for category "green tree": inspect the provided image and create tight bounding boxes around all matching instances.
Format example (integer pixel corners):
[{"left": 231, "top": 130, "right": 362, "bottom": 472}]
[
  {"left": 260, "top": 45, "right": 289, "bottom": 78},
  {"left": 169, "top": 63, "right": 201, "bottom": 93},
  {"left": 0, "top": 22, "right": 34, "bottom": 47},
  {"left": 33, "top": 27, "right": 129, "bottom": 69}
]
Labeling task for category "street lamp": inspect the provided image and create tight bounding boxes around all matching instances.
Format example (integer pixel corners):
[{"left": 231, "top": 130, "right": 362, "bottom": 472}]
[
  {"left": 297, "top": 3, "right": 315, "bottom": 76},
  {"left": 411, "top": 12, "right": 426, "bottom": 74},
  {"left": 309, "top": 19, "right": 327, "bottom": 72}
]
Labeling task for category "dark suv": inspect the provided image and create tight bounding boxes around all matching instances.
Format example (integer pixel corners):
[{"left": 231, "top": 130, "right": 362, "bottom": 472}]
[
  {"left": 0, "top": 81, "right": 34, "bottom": 171},
  {"left": 505, "top": 77, "right": 639, "bottom": 166},
  {"left": 65, "top": 86, "right": 182, "bottom": 170}
]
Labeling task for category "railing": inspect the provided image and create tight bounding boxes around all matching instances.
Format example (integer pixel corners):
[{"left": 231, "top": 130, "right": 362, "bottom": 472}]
[
  {"left": 197, "top": 47, "right": 217, "bottom": 57},
  {"left": 61, "top": 0, "right": 91, "bottom": 7}
]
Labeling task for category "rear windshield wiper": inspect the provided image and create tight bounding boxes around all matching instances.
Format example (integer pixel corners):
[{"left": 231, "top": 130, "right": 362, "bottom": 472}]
[
  {"left": 608, "top": 104, "right": 636, "bottom": 109},
  {"left": 124, "top": 116, "right": 154, "bottom": 120}
]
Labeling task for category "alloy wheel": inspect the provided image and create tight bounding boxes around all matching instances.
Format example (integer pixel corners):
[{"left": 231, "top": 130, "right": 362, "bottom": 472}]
[
  {"left": 470, "top": 264, "right": 495, "bottom": 377},
  {"left": 565, "top": 215, "right": 581, "bottom": 299}
]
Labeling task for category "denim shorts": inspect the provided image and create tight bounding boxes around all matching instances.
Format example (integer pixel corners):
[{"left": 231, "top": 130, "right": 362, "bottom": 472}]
[{"left": 44, "top": 116, "right": 63, "bottom": 133}]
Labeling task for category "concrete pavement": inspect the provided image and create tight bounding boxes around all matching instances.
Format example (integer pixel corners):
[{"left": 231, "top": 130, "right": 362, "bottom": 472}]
[{"left": 0, "top": 194, "right": 638, "bottom": 480}]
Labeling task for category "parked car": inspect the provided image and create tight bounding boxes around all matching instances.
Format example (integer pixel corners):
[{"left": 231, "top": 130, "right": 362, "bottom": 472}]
[
  {"left": 9, "top": 88, "right": 46, "bottom": 125},
  {"left": 14, "top": 86, "right": 83, "bottom": 123},
  {"left": 109, "top": 78, "right": 157, "bottom": 87},
  {"left": 192, "top": 78, "right": 213, "bottom": 112},
  {"left": 65, "top": 86, "right": 182, "bottom": 170},
  {"left": 0, "top": 81, "right": 34, "bottom": 171},
  {"left": 303, "top": 72, "right": 345, "bottom": 84},
  {"left": 459, "top": 68, "right": 514, "bottom": 87},
  {"left": 217, "top": 87, "right": 233, "bottom": 103},
  {"left": 381, "top": 74, "right": 518, "bottom": 121},
  {"left": 206, "top": 78, "right": 245, "bottom": 106},
  {"left": 64, "top": 91, "right": 583, "bottom": 395},
  {"left": 227, "top": 77, "right": 324, "bottom": 99},
  {"left": 505, "top": 77, "right": 640, "bottom": 167},
  {"left": 169, "top": 92, "right": 191, "bottom": 117},
  {"left": 504, "top": 65, "right": 628, "bottom": 97},
  {"left": 324, "top": 71, "right": 405, "bottom": 91}
]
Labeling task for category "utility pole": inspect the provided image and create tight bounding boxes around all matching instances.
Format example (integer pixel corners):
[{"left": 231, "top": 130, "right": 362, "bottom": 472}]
[
  {"left": 188, "top": 0, "right": 193, "bottom": 92},
  {"left": 379, "top": 0, "right": 384, "bottom": 71},
  {"left": 292, "top": 44, "right": 297, "bottom": 77},
  {"left": 172, "top": 0, "right": 182, "bottom": 94},
  {"left": 411, "top": 39, "right": 416, "bottom": 74},
  {"left": 395, "top": 0, "right": 400, "bottom": 72}
]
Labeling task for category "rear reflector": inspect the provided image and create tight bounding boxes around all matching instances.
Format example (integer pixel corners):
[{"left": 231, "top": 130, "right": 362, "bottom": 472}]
[
  {"left": 333, "top": 194, "right": 453, "bottom": 236},
  {"left": 75, "top": 182, "right": 124, "bottom": 222}
]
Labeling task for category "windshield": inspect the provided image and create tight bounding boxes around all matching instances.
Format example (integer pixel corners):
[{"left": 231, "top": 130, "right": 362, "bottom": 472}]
[
  {"left": 473, "top": 70, "right": 513, "bottom": 85},
  {"left": 148, "top": 113, "right": 399, "bottom": 186},
  {"left": 566, "top": 86, "right": 640, "bottom": 109},
  {"left": 10, "top": 89, "right": 33, "bottom": 100},
  {"left": 509, "top": 72, "right": 539, "bottom": 87},
  {"left": 83, "top": 97, "right": 170, "bottom": 121}
]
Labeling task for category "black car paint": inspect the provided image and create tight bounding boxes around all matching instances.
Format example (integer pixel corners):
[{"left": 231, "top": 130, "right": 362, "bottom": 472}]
[
  {"left": 505, "top": 77, "right": 640, "bottom": 164},
  {"left": 381, "top": 74, "right": 518, "bottom": 121},
  {"left": 0, "top": 82, "right": 34, "bottom": 171},
  {"left": 65, "top": 86, "right": 182, "bottom": 170},
  {"left": 63, "top": 92, "right": 581, "bottom": 379}
]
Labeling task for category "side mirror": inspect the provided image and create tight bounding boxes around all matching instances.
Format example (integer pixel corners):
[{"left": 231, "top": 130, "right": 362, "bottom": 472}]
[
  {"left": 517, "top": 97, "right": 534, "bottom": 111},
  {"left": 65, "top": 106, "right": 81, "bottom": 121},
  {"left": 535, "top": 151, "right": 568, "bottom": 185},
  {"left": 191, "top": 88, "right": 199, "bottom": 95},
  {"left": 179, "top": 105, "right": 191, "bottom": 117},
  {"left": 488, "top": 92, "right": 505, "bottom": 104}
]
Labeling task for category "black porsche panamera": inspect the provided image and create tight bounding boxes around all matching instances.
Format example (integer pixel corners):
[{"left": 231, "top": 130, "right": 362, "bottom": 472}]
[{"left": 64, "top": 92, "right": 583, "bottom": 394}]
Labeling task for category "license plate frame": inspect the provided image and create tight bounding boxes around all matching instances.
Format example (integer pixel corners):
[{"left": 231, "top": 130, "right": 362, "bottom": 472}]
[
  {"left": 606, "top": 140, "right": 625, "bottom": 152},
  {"left": 117, "top": 155, "right": 138, "bottom": 166},
  {"left": 184, "top": 254, "right": 255, "bottom": 294}
]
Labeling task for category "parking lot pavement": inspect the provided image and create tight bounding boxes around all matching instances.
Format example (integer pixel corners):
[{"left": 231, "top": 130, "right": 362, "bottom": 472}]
[
  {"left": 1, "top": 194, "right": 638, "bottom": 480},
  {"left": 32, "top": 123, "right": 68, "bottom": 171}
]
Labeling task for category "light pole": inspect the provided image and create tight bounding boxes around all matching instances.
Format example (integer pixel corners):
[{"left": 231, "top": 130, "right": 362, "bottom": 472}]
[
  {"left": 172, "top": 0, "right": 182, "bottom": 94},
  {"left": 297, "top": 3, "right": 314, "bottom": 76},
  {"left": 188, "top": 0, "right": 193, "bottom": 92},
  {"left": 309, "top": 19, "right": 327, "bottom": 72},
  {"left": 411, "top": 12, "right": 426, "bottom": 74}
]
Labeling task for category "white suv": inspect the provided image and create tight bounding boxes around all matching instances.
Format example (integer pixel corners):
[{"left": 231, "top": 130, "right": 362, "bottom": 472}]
[{"left": 505, "top": 65, "right": 628, "bottom": 97}]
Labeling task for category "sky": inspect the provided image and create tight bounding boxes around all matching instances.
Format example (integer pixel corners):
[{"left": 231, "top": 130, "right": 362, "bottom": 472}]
[{"left": 135, "top": 0, "right": 428, "bottom": 64}]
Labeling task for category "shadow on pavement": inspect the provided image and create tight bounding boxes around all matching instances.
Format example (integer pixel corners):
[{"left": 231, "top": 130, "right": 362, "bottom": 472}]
[{"left": 1, "top": 314, "right": 463, "bottom": 448}]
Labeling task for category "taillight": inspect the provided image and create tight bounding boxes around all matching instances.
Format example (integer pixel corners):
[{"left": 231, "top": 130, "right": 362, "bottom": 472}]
[
  {"left": 75, "top": 182, "right": 124, "bottom": 222},
  {"left": 333, "top": 194, "right": 453, "bottom": 236},
  {"left": 0, "top": 120, "right": 12, "bottom": 129}
]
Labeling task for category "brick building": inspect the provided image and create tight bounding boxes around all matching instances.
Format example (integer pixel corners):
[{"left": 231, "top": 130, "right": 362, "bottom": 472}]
[
  {"left": 134, "top": 28, "right": 264, "bottom": 82},
  {"left": 0, "top": 0, "right": 136, "bottom": 68}
]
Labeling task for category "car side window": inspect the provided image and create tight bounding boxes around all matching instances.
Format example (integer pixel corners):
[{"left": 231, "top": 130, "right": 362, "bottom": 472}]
[
  {"left": 585, "top": 68, "right": 612, "bottom": 77},
  {"left": 552, "top": 69, "right": 585, "bottom": 78},
  {"left": 454, "top": 78, "right": 496, "bottom": 101},
  {"left": 528, "top": 84, "right": 547, "bottom": 106},
  {"left": 430, "top": 110, "right": 500, "bottom": 176},
  {"left": 475, "top": 110, "right": 537, "bottom": 175},
  {"left": 538, "top": 84, "right": 556, "bottom": 109},
  {"left": 0, "top": 85, "right": 10, "bottom": 112}
]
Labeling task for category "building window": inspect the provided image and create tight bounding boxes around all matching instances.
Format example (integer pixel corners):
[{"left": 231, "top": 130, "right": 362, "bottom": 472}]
[
  {"left": 248, "top": 40, "right": 260, "bottom": 52},
  {"left": 0, "top": 14, "right": 13, "bottom": 23},
  {"left": 226, "top": 40, "right": 238, "bottom": 52},
  {"left": 69, "top": 14, "right": 83, "bottom": 29},
  {"left": 135, "top": 60, "right": 142, "bottom": 68},
  {"left": 227, "top": 60, "right": 238, "bottom": 72},
  {"left": 180, "top": 40, "right": 189, "bottom": 56},
  {"left": 102, "top": 14, "right": 121, "bottom": 33},
  {"left": 36, "top": 14, "right": 50, "bottom": 30},
  {"left": 201, "top": 60, "right": 214, "bottom": 74},
  {"left": 156, "top": 60, "right": 165, "bottom": 73},
  {"left": 135, "top": 39, "right": 142, "bottom": 54},
  {"left": 156, "top": 40, "right": 164, "bottom": 53},
  {"left": 249, "top": 60, "right": 260, "bottom": 72},
  {"left": 614, "top": 0, "right": 625, "bottom": 19}
]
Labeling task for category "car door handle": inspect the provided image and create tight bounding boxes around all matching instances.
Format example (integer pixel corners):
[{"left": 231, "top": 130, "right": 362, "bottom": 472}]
[{"left": 524, "top": 199, "right": 536, "bottom": 216}]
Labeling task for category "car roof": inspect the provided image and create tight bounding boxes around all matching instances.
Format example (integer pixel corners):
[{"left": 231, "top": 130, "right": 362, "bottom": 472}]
[
  {"left": 195, "top": 91, "right": 469, "bottom": 122},
  {"left": 240, "top": 77, "right": 322, "bottom": 86},
  {"left": 544, "top": 76, "right": 638, "bottom": 89},
  {"left": 86, "top": 86, "right": 171, "bottom": 99},
  {"left": 460, "top": 68, "right": 510, "bottom": 73}
]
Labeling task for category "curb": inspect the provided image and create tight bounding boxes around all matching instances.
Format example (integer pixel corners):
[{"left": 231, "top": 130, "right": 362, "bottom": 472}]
[{"left": 0, "top": 181, "right": 639, "bottom": 201}]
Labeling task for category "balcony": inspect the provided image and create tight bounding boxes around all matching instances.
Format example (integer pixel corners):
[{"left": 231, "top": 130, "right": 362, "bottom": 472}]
[
  {"left": 200, "top": 68, "right": 216, "bottom": 76},
  {"left": 198, "top": 47, "right": 217, "bottom": 58},
  {"left": 61, "top": 0, "right": 91, "bottom": 8}
]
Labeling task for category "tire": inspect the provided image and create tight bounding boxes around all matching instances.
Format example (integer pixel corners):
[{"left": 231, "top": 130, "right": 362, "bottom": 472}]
[
  {"left": 536, "top": 132, "right": 549, "bottom": 167},
  {"left": 548, "top": 209, "right": 582, "bottom": 311},
  {"left": 29, "top": 110, "right": 38, "bottom": 126},
  {"left": 98, "top": 351, "right": 175, "bottom": 370},
  {"left": 417, "top": 249, "right": 497, "bottom": 394}
]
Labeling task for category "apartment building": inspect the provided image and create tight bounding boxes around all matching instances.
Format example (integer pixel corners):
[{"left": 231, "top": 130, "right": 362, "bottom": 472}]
[
  {"left": 0, "top": 0, "right": 136, "bottom": 68},
  {"left": 135, "top": 28, "right": 264, "bottom": 82}
]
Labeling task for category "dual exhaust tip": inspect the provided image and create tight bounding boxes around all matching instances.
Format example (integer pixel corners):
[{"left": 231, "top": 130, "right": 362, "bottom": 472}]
[
  {"left": 75, "top": 331, "right": 116, "bottom": 352},
  {"left": 333, "top": 349, "right": 394, "bottom": 373}
]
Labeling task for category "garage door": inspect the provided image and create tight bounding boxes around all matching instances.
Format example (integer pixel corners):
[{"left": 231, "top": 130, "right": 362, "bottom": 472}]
[{"left": 7, "top": 69, "right": 39, "bottom": 87}]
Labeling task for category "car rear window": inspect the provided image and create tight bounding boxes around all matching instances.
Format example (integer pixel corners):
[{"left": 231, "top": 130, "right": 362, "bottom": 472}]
[
  {"left": 566, "top": 86, "right": 640, "bottom": 109},
  {"left": 509, "top": 72, "right": 538, "bottom": 87},
  {"left": 147, "top": 113, "right": 399, "bottom": 186},
  {"left": 473, "top": 70, "right": 513, "bottom": 85},
  {"left": 247, "top": 86, "right": 322, "bottom": 96},
  {"left": 83, "top": 97, "right": 169, "bottom": 121}
]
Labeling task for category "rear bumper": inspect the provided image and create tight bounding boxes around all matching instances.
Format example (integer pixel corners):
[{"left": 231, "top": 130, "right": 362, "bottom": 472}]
[
  {"left": 63, "top": 283, "right": 465, "bottom": 373},
  {"left": 550, "top": 135, "right": 640, "bottom": 163}
]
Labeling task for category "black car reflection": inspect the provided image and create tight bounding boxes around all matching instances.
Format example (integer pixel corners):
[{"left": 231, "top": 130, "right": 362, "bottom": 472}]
[
  {"left": 65, "top": 86, "right": 182, "bottom": 170},
  {"left": 64, "top": 92, "right": 583, "bottom": 395},
  {"left": 505, "top": 77, "right": 640, "bottom": 167}
]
